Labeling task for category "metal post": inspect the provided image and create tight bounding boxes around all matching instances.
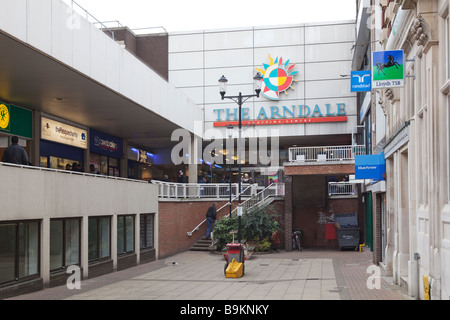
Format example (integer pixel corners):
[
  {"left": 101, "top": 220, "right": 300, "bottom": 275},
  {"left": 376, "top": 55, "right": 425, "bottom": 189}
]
[{"left": 237, "top": 92, "right": 242, "bottom": 243}]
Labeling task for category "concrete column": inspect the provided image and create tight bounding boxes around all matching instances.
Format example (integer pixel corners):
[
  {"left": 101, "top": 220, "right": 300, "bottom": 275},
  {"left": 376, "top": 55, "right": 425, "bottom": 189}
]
[
  {"left": 284, "top": 176, "right": 293, "bottom": 251},
  {"left": 188, "top": 133, "right": 201, "bottom": 184}
]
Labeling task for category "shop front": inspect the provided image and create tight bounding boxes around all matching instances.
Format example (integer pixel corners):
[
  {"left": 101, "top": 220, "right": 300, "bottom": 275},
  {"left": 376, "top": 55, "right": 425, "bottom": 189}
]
[
  {"left": 0, "top": 103, "right": 33, "bottom": 164},
  {"left": 89, "top": 129, "right": 123, "bottom": 176},
  {"left": 127, "top": 146, "right": 156, "bottom": 181},
  {"left": 39, "top": 116, "right": 87, "bottom": 171}
]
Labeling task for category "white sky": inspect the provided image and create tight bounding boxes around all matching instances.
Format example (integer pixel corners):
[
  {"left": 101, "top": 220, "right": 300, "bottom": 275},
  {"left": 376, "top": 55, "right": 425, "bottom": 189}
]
[{"left": 63, "top": 0, "right": 356, "bottom": 33}]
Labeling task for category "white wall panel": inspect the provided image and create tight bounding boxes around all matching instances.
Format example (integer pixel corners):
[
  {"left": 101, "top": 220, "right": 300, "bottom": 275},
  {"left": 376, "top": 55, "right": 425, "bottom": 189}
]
[
  {"left": 51, "top": 0, "right": 74, "bottom": 66},
  {"left": 204, "top": 30, "right": 254, "bottom": 50},
  {"left": 105, "top": 39, "right": 121, "bottom": 92},
  {"left": 169, "top": 32, "right": 204, "bottom": 52},
  {"left": 305, "top": 79, "right": 353, "bottom": 99},
  {"left": 305, "top": 43, "right": 353, "bottom": 63},
  {"left": 0, "top": 0, "right": 27, "bottom": 42},
  {"left": 305, "top": 22, "right": 355, "bottom": 44},
  {"left": 254, "top": 26, "right": 304, "bottom": 47},
  {"left": 305, "top": 61, "right": 352, "bottom": 81},
  {"left": 205, "top": 66, "right": 257, "bottom": 88},
  {"left": 27, "top": 0, "right": 52, "bottom": 55},
  {"left": 169, "top": 51, "right": 204, "bottom": 70},
  {"left": 254, "top": 46, "right": 305, "bottom": 68},
  {"left": 71, "top": 16, "right": 91, "bottom": 76},
  {"left": 90, "top": 26, "right": 107, "bottom": 84},
  {"left": 204, "top": 49, "right": 253, "bottom": 68},
  {"left": 169, "top": 69, "right": 204, "bottom": 88}
]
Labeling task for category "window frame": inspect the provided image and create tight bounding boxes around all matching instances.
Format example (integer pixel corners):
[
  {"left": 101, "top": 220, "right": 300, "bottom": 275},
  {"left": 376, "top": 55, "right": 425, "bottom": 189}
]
[
  {"left": 0, "top": 220, "right": 40, "bottom": 285},
  {"left": 117, "top": 215, "right": 135, "bottom": 256},
  {"left": 49, "top": 218, "right": 81, "bottom": 272},
  {"left": 140, "top": 214, "right": 155, "bottom": 250},
  {"left": 88, "top": 216, "right": 111, "bottom": 263}
]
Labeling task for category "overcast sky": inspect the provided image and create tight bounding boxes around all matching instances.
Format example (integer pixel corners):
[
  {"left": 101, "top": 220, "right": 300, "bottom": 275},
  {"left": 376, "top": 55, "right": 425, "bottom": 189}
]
[{"left": 63, "top": 0, "right": 356, "bottom": 33}]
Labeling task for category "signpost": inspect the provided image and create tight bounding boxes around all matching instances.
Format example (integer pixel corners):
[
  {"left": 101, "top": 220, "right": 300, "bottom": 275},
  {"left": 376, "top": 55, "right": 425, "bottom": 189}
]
[{"left": 372, "top": 50, "right": 405, "bottom": 89}]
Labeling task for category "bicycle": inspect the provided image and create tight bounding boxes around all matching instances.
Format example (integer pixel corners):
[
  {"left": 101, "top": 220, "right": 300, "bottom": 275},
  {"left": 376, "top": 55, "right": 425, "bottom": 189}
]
[{"left": 292, "top": 230, "right": 303, "bottom": 251}]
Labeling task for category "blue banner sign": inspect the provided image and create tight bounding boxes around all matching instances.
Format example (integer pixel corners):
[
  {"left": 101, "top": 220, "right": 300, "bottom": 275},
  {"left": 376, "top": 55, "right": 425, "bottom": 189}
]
[
  {"left": 351, "top": 71, "right": 371, "bottom": 92},
  {"left": 90, "top": 129, "right": 123, "bottom": 158},
  {"left": 355, "top": 153, "right": 385, "bottom": 180}
]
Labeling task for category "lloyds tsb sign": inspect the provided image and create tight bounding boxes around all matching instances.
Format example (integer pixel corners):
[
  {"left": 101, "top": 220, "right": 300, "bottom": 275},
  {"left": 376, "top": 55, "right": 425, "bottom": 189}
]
[{"left": 213, "top": 103, "right": 348, "bottom": 127}]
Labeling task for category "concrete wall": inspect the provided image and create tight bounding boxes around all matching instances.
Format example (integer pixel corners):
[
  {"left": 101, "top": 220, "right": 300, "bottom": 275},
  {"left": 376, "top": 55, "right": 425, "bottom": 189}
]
[
  {"left": 168, "top": 21, "right": 358, "bottom": 140},
  {"left": 0, "top": 163, "right": 158, "bottom": 294}
]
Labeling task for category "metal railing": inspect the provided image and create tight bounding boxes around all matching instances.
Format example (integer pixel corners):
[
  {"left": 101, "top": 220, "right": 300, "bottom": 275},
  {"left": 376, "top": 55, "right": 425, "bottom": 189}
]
[
  {"left": 288, "top": 145, "right": 366, "bottom": 163},
  {"left": 328, "top": 182, "right": 358, "bottom": 197},
  {"left": 151, "top": 180, "right": 257, "bottom": 200},
  {"left": 231, "top": 183, "right": 285, "bottom": 215},
  {"left": 0, "top": 162, "right": 148, "bottom": 183},
  {"left": 186, "top": 183, "right": 285, "bottom": 237}
]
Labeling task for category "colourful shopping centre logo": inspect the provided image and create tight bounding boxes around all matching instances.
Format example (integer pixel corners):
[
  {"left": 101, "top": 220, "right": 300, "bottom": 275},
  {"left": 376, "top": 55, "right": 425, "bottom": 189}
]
[{"left": 256, "top": 55, "right": 298, "bottom": 100}]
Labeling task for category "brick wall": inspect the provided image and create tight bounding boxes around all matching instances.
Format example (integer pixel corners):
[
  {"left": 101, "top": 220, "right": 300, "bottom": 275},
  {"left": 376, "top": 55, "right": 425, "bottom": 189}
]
[
  {"left": 158, "top": 201, "right": 229, "bottom": 258},
  {"left": 292, "top": 198, "right": 360, "bottom": 249},
  {"left": 285, "top": 163, "right": 355, "bottom": 176}
]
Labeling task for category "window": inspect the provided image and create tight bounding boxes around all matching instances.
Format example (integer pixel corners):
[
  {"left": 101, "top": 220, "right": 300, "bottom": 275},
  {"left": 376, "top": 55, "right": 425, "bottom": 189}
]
[
  {"left": 0, "top": 221, "right": 39, "bottom": 285},
  {"left": 50, "top": 218, "right": 80, "bottom": 271},
  {"left": 88, "top": 217, "right": 111, "bottom": 262},
  {"left": 117, "top": 215, "right": 134, "bottom": 255},
  {"left": 140, "top": 214, "right": 154, "bottom": 249}
]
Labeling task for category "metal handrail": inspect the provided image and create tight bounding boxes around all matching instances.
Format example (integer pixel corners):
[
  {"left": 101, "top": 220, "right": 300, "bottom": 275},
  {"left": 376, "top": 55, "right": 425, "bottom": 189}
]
[
  {"left": 186, "top": 184, "right": 254, "bottom": 237},
  {"left": 231, "top": 183, "right": 285, "bottom": 215},
  {"left": 151, "top": 180, "right": 257, "bottom": 200},
  {"left": 288, "top": 145, "right": 366, "bottom": 162},
  {"left": 328, "top": 182, "right": 357, "bottom": 197},
  {"left": 0, "top": 162, "right": 148, "bottom": 183}
]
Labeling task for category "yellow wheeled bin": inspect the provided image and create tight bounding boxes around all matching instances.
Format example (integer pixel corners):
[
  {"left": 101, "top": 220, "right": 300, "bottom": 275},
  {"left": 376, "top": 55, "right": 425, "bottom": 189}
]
[{"left": 224, "top": 243, "right": 246, "bottom": 278}]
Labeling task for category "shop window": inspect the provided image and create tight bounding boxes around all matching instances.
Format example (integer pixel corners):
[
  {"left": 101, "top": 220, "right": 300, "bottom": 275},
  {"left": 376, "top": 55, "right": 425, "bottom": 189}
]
[
  {"left": 0, "top": 221, "right": 40, "bottom": 285},
  {"left": 50, "top": 218, "right": 80, "bottom": 271},
  {"left": 117, "top": 215, "right": 134, "bottom": 255},
  {"left": 88, "top": 217, "right": 111, "bottom": 262},
  {"left": 140, "top": 214, "right": 154, "bottom": 249}
]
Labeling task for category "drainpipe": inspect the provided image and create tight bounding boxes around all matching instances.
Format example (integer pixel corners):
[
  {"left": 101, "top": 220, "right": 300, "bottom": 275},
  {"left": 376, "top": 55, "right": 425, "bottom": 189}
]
[{"left": 413, "top": 253, "right": 420, "bottom": 299}]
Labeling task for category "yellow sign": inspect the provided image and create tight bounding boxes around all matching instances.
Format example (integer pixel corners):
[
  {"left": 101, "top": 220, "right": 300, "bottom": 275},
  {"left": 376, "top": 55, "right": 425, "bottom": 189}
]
[{"left": 0, "top": 104, "right": 10, "bottom": 130}]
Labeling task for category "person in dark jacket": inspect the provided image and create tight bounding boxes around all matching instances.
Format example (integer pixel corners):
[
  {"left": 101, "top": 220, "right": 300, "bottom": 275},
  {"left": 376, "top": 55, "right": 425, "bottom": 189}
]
[
  {"left": 205, "top": 203, "right": 217, "bottom": 239},
  {"left": 1, "top": 136, "right": 29, "bottom": 165}
]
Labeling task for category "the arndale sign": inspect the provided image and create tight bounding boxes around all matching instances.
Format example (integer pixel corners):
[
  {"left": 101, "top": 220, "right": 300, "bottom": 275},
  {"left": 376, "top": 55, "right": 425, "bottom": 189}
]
[
  {"left": 213, "top": 54, "right": 348, "bottom": 127},
  {"left": 213, "top": 103, "right": 348, "bottom": 127}
]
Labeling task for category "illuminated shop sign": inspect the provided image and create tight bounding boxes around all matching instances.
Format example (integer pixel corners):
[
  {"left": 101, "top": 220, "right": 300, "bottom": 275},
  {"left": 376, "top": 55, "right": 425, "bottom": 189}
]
[
  {"left": 213, "top": 103, "right": 348, "bottom": 127},
  {"left": 90, "top": 129, "right": 123, "bottom": 158},
  {"left": 41, "top": 117, "right": 87, "bottom": 149}
]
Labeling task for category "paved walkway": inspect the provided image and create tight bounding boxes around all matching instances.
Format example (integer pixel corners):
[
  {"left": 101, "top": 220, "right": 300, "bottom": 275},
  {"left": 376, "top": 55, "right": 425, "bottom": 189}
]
[{"left": 8, "top": 248, "right": 411, "bottom": 301}]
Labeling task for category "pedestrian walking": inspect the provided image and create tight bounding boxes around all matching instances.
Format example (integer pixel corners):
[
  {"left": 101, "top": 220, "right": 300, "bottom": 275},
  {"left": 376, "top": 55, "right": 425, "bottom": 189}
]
[
  {"left": 1, "top": 136, "right": 29, "bottom": 165},
  {"left": 205, "top": 202, "right": 217, "bottom": 239}
]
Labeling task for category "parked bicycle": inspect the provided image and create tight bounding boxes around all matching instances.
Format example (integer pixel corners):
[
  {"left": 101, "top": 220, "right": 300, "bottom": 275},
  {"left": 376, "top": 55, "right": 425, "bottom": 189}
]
[{"left": 292, "top": 230, "right": 303, "bottom": 251}]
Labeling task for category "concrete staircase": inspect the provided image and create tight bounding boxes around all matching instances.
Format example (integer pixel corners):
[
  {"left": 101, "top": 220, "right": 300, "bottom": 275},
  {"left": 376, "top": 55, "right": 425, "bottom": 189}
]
[{"left": 190, "top": 236, "right": 217, "bottom": 252}]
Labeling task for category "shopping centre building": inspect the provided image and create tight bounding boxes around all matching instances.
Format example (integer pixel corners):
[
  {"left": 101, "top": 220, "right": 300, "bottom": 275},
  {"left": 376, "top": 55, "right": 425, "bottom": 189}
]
[{"left": 0, "top": 0, "right": 388, "bottom": 299}]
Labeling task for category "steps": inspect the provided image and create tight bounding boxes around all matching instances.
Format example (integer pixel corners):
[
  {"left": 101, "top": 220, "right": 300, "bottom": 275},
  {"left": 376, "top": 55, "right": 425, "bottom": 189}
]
[{"left": 190, "top": 236, "right": 217, "bottom": 251}]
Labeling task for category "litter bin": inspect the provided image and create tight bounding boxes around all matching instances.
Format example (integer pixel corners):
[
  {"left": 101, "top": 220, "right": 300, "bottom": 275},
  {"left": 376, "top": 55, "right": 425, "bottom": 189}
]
[
  {"left": 224, "top": 243, "right": 246, "bottom": 277},
  {"left": 336, "top": 227, "right": 360, "bottom": 251}
]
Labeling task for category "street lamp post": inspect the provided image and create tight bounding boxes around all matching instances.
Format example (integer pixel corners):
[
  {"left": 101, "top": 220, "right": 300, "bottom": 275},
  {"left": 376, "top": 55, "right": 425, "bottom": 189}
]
[
  {"left": 219, "top": 72, "right": 263, "bottom": 243},
  {"left": 226, "top": 124, "right": 234, "bottom": 218}
]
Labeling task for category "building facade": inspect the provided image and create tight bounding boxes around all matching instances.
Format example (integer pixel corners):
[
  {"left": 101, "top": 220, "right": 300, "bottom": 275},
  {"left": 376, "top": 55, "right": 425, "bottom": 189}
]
[{"left": 358, "top": 0, "right": 450, "bottom": 300}]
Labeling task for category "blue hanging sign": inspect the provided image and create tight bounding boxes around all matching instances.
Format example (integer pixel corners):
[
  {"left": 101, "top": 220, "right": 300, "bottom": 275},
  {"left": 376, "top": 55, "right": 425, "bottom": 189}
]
[
  {"left": 351, "top": 71, "right": 371, "bottom": 92},
  {"left": 355, "top": 153, "right": 385, "bottom": 180}
]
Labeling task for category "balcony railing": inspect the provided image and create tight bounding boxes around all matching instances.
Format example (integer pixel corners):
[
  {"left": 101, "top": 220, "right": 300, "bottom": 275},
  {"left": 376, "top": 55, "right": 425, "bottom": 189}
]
[
  {"left": 288, "top": 145, "right": 366, "bottom": 163},
  {"left": 328, "top": 182, "right": 358, "bottom": 198},
  {"left": 151, "top": 180, "right": 258, "bottom": 200}
]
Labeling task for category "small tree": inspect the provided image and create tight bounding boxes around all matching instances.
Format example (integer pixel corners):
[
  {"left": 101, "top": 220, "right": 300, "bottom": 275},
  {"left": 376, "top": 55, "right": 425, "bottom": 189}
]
[{"left": 213, "top": 203, "right": 280, "bottom": 252}]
